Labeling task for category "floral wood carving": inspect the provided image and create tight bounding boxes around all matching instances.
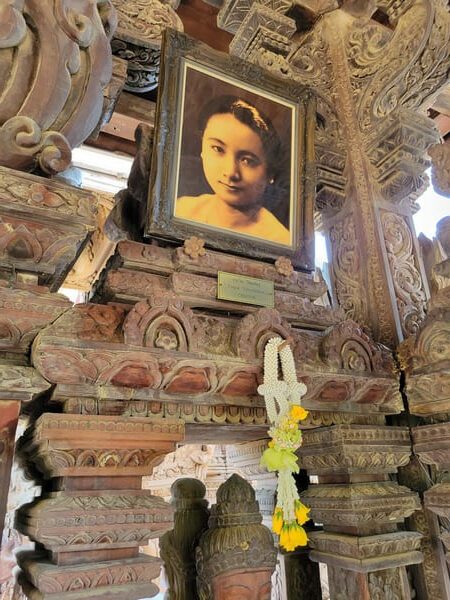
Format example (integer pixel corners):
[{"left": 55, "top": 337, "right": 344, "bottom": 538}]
[
  {"left": 429, "top": 141, "right": 450, "bottom": 198},
  {"left": 353, "top": 0, "right": 450, "bottom": 132},
  {"left": 328, "top": 216, "right": 368, "bottom": 326},
  {"left": 0, "top": 287, "right": 69, "bottom": 354},
  {"left": 298, "top": 424, "right": 411, "bottom": 475},
  {"left": 112, "top": 0, "right": 182, "bottom": 41},
  {"left": 0, "top": 166, "right": 98, "bottom": 289},
  {"left": 233, "top": 308, "right": 292, "bottom": 360},
  {"left": 183, "top": 236, "right": 206, "bottom": 260},
  {"left": 16, "top": 490, "right": 174, "bottom": 550},
  {"left": 0, "top": 0, "right": 118, "bottom": 173},
  {"left": 60, "top": 303, "right": 126, "bottom": 342},
  {"left": 123, "top": 293, "right": 194, "bottom": 351},
  {"left": 110, "top": 0, "right": 183, "bottom": 93},
  {"left": 275, "top": 256, "right": 294, "bottom": 277},
  {"left": 413, "top": 308, "right": 450, "bottom": 368},
  {"left": 18, "top": 554, "right": 161, "bottom": 596},
  {"left": 381, "top": 211, "right": 427, "bottom": 337},
  {"left": 320, "top": 320, "right": 395, "bottom": 375},
  {"left": 300, "top": 481, "right": 420, "bottom": 530}
]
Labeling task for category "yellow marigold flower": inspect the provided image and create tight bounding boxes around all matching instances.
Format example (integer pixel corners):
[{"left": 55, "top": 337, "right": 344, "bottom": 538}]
[
  {"left": 289, "top": 522, "right": 308, "bottom": 548},
  {"left": 291, "top": 405, "right": 309, "bottom": 420},
  {"left": 294, "top": 499, "right": 310, "bottom": 525},
  {"left": 272, "top": 507, "right": 283, "bottom": 535},
  {"left": 279, "top": 524, "right": 294, "bottom": 552},
  {"left": 268, "top": 440, "right": 275, "bottom": 448}
]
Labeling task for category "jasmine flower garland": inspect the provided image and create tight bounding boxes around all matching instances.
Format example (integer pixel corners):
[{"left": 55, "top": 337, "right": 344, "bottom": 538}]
[{"left": 258, "top": 336, "right": 310, "bottom": 551}]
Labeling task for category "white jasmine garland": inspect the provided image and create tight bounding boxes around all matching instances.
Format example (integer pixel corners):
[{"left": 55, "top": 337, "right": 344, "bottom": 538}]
[{"left": 258, "top": 336, "right": 310, "bottom": 551}]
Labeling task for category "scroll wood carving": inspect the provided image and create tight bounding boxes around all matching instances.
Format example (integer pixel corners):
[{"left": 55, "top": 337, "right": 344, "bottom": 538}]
[
  {"left": 328, "top": 216, "right": 368, "bottom": 326},
  {"left": 0, "top": 0, "right": 118, "bottom": 173},
  {"left": 233, "top": 308, "right": 292, "bottom": 360},
  {"left": 123, "top": 293, "right": 194, "bottom": 351},
  {"left": 111, "top": 0, "right": 183, "bottom": 93},
  {"left": 320, "top": 320, "right": 395, "bottom": 374},
  {"left": 429, "top": 142, "right": 450, "bottom": 198},
  {"left": 381, "top": 211, "right": 427, "bottom": 336}
]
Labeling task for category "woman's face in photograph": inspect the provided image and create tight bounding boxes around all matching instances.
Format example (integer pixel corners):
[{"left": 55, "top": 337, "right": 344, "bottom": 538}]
[{"left": 201, "top": 113, "right": 269, "bottom": 209}]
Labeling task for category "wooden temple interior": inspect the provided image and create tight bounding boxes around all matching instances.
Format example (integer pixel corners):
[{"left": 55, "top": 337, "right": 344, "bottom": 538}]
[{"left": 0, "top": 0, "right": 449, "bottom": 599}]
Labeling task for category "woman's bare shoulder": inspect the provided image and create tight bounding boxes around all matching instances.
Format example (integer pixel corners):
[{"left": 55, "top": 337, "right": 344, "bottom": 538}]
[
  {"left": 175, "top": 194, "right": 214, "bottom": 219},
  {"left": 258, "top": 207, "right": 291, "bottom": 245}
]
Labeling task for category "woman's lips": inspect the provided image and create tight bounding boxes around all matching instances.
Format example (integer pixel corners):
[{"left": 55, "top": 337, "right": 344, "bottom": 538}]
[{"left": 219, "top": 181, "right": 243, "bottom": 192}]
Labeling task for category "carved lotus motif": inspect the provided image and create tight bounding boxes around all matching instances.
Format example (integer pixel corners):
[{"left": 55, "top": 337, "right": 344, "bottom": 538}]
[
  {"left": 183, "top": 236, "right": 206, "bottom": 260},
  {"left": 275, "top": 256, "right": 294, "bottom": 277},
  {"left": 155, "top": 327, "right": 178, "bottom": 351},
  {"left": 29, "top": 184, "right": 65, "bottom": 208}
]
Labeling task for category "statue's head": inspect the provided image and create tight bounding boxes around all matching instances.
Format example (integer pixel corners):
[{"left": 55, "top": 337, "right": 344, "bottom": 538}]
[{"left": 196, "top": 474, "right": 277, "bottom": 600}]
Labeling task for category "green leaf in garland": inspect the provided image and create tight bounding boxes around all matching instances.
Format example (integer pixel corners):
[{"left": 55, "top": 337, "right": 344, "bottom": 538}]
[{"left": 260, "top": 447, "right": 300, "bottom": 473}]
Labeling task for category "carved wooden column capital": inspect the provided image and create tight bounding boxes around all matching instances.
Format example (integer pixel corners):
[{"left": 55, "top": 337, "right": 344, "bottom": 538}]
[
  {"left": 0, "top": 165, "right": 98, "bottom": 291},
  {"left": 110, "top": 0, "right": 184, "bottom": 93}
]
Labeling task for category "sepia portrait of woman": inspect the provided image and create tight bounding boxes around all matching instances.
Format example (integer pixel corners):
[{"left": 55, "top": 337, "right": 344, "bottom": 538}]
[{"left": 175, "top": 95, "right": 291, "bottom": 246}]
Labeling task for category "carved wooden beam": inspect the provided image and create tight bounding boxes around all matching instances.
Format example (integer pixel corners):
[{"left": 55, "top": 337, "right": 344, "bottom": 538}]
[{"left": 0, "top": 166, "right": 98, "bottom": 291}]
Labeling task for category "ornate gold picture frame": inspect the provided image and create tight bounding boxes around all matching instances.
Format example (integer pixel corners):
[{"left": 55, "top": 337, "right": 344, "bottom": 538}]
[{"left": 146, "top": 29, "right": 316, "bottom": 270}]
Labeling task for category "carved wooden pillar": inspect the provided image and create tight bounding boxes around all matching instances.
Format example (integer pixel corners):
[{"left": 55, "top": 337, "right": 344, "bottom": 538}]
[
  {"left": 0, "top": 164, "right": 98, "bottom": 559},
  {"left": 0, "top": 366, "right": 50, "bottom": 545},
  {"left": 160, "top": 478, "right": 210, "bottom": 600},
  {"left": 15, "top": 413, "right": 184, "bottom": 599},
  {"left": 298, "top": 424, "right": 423, "bottom": 600},
  {"left": 291, "top": 2, "right": 444, "bottom": 348},
  {"left": 0, "top": 401, "right": 20, "bottom": 543},
  {"left": 282, "top": 547, "right": 322, "bottom": 600},
  {"left": 216, "top": 4, "right": 449, "bottom": 598},
  {"left": 399, "top": 216, "right": 450, "bottom": 599},
  {"left": 219, "top": 0, "right": 449, "bottom": 347}
]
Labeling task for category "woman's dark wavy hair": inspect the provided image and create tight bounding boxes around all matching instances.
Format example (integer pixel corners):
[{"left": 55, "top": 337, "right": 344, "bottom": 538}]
[{"left": 198, "top": 95, "right": 282, "bottom": 180}]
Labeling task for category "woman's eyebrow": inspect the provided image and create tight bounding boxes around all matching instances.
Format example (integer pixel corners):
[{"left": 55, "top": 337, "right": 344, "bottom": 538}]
[
  {"left": 238, "top": 149, "right": 261, "bottom": 159},
  {"left": 206, "top": 136, "right": 226, "bottom": 145}
]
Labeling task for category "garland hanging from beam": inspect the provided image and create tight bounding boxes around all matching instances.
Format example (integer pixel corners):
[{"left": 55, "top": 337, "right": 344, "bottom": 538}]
[{"left": 258, "top": 336, "right": 310, "bottom": 551}]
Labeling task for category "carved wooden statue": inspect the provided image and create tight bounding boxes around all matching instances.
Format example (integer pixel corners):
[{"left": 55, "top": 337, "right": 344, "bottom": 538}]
[
  {"left": 160, "top": 478, "right": 210, "bottom": 600},
  {"left": 196, "top": 473, "right": 277, "bottom": 600}
]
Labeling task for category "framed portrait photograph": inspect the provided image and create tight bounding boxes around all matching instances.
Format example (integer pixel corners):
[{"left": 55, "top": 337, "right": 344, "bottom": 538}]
[{"left": 147, "top": 29, "right": 316, "bottom": 271}]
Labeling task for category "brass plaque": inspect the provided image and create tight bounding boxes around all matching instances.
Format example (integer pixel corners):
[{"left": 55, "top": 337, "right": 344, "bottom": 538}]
[{"left": 217, "top": 271, "right": 274, "bottom": 308}]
